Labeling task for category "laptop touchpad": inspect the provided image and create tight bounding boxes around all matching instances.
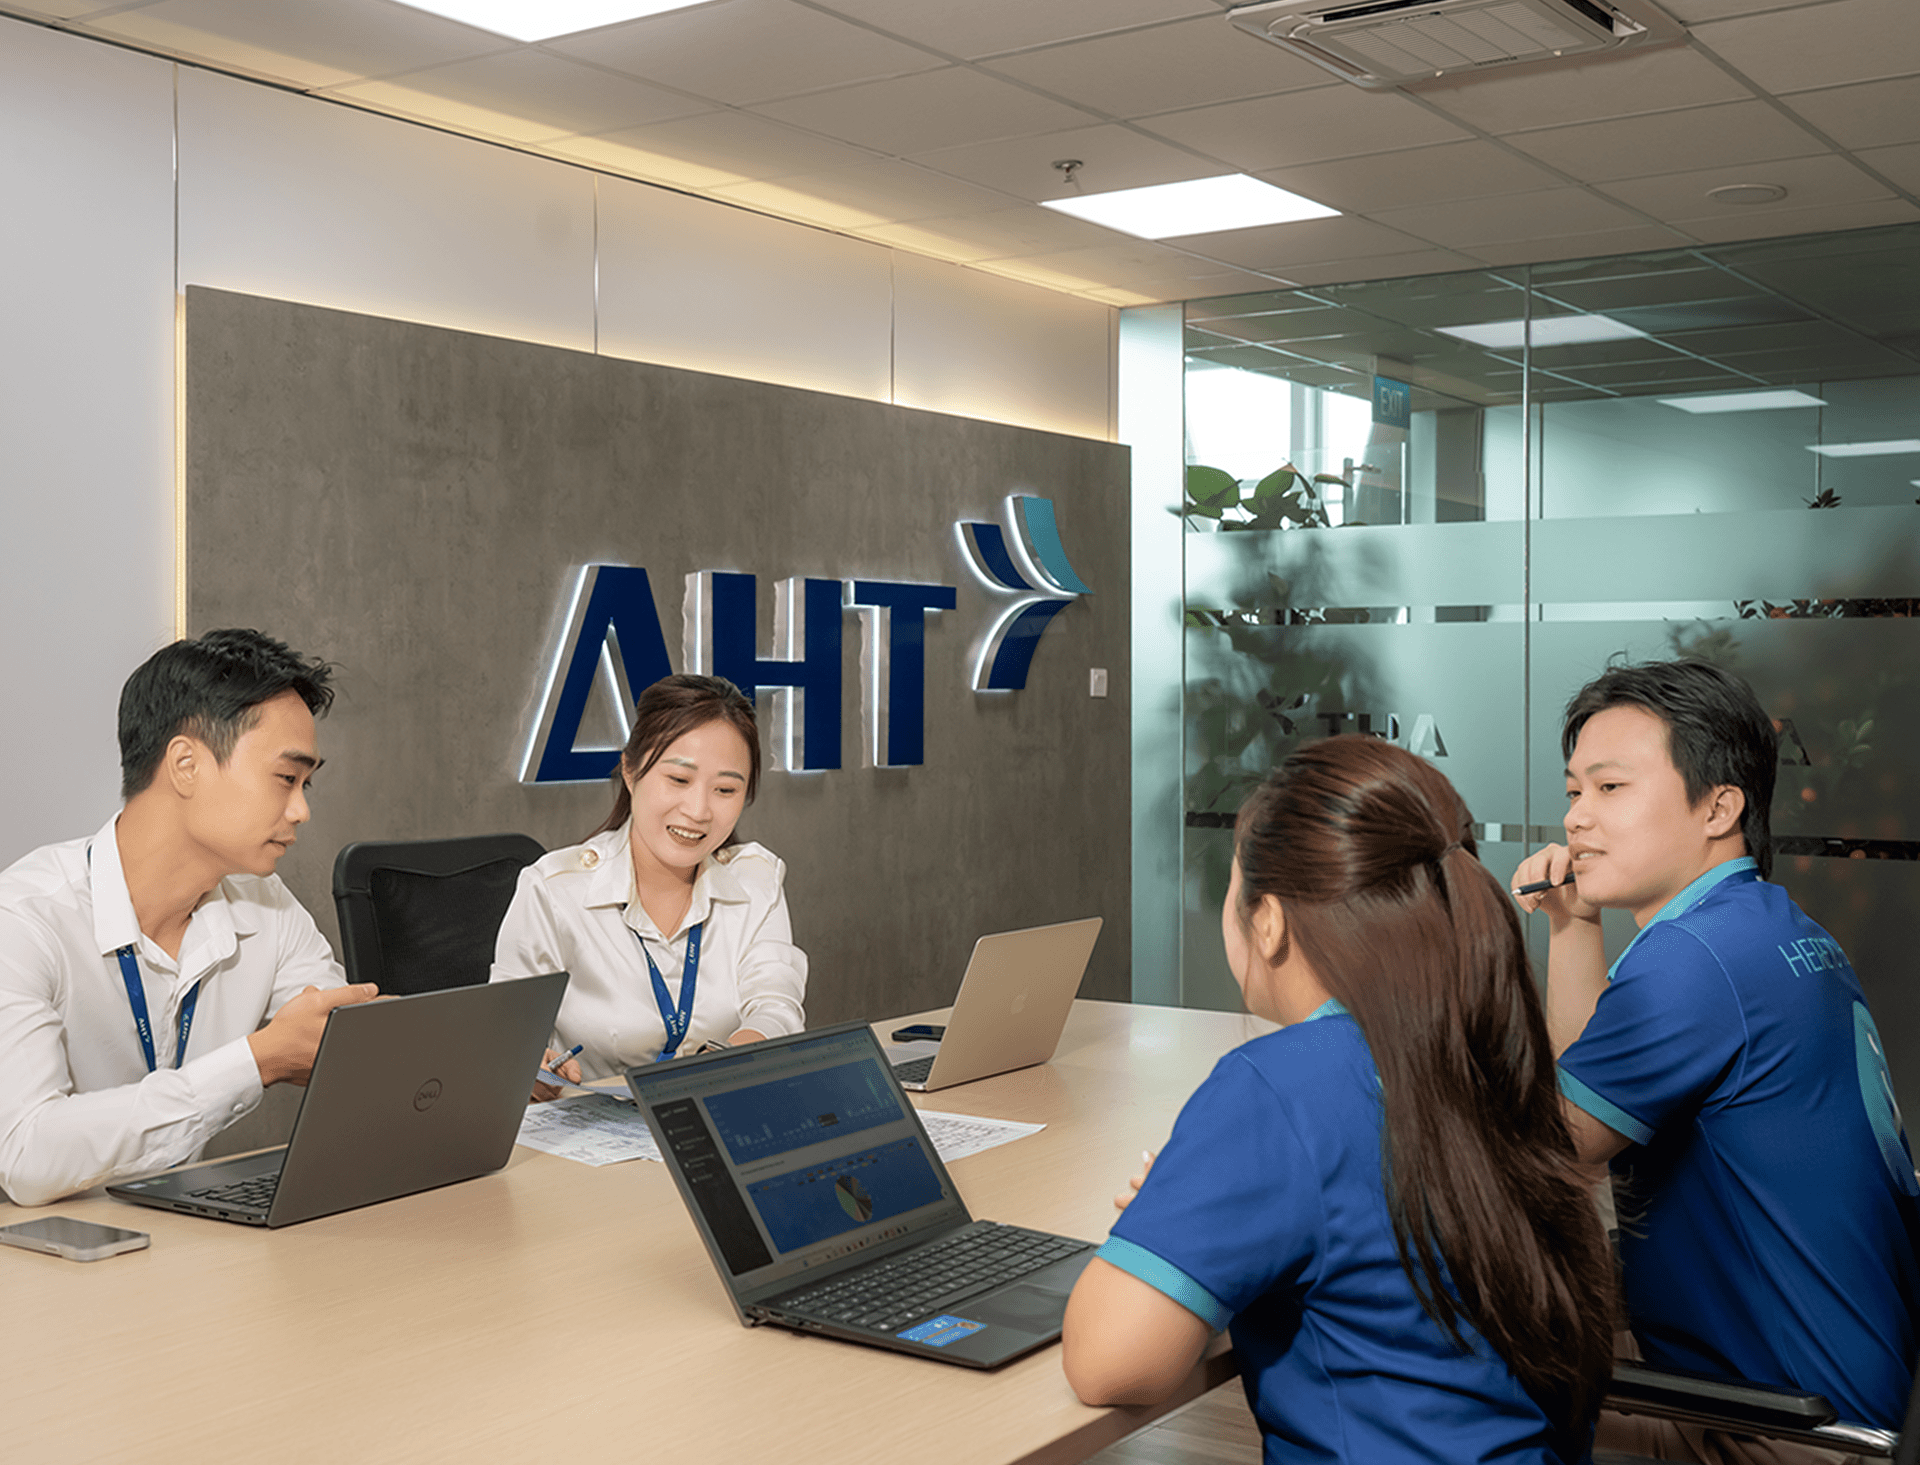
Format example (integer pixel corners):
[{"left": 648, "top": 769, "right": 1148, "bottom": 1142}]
[{"left": 969, "top": 1283, "right": 1073, "bottom": 1331}]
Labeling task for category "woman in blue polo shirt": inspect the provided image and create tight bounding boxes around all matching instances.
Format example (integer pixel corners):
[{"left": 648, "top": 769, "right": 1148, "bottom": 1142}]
[{"left": 1062, "top": 737, "right": 1616, "bottom": 1464}]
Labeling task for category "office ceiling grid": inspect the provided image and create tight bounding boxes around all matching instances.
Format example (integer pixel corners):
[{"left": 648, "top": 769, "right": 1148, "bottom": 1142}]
[
  {"left": 1182, "top": 222, "right": 1920, "bottom": 409},
  {"left": 3, "top": 0, "right": 1917, "bottom": 304}
]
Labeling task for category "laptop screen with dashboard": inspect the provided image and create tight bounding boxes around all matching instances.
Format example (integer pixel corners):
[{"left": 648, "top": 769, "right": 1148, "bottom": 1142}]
[{"left": 628, "top": 1024, "right": 969, "bottom": 1308}]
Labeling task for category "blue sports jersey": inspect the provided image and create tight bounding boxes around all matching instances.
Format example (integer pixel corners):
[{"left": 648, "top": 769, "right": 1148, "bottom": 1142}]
[
  {"left": 1559, "top": 858, "right": 1920, "bottom": 1428},
  {"left": 1104, "top": 1005, "right": 1587, "bottom": 1465}
]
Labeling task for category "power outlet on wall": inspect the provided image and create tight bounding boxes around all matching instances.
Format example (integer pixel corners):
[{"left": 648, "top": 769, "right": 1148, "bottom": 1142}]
[{"left": 1089, "top": 668, "right": 1109, "bottom": 698}]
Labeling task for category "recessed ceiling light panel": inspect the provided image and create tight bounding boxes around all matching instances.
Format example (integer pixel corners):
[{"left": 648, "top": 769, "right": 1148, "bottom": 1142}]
[
  {"left": 1436, "top": 315, "right": 1647, "bottom": 350},
  {"left": 1806, "top": 440, "right": 1920, "bottom": 458},
  {"left": 391, "top": 0, "right": 709, "bottom": 42},
  {"left": 1658, "top": 390, "right": 1827, "bottom": 414},
  {"left": 1041, "top": 175, "right": 1337, "bottom": 240}
]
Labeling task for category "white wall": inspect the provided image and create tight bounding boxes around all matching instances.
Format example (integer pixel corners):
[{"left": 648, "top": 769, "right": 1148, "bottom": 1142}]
[{"left": 0, "top": 16, "right": 1115, "bottom": 862}]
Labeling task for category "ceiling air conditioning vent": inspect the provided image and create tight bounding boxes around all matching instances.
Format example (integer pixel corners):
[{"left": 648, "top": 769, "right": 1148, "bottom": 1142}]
[{"left": 1228, "top": 0, "right": 1676, "bottom": 89}]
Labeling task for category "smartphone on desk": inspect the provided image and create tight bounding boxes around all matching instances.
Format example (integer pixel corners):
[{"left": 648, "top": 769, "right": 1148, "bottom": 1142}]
[{"left": 0, "top": 1215, "right": 150, "bottom": 1262}]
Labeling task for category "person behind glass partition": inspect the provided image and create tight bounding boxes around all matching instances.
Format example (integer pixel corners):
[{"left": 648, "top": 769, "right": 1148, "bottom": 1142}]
[
  {"left": 492, "top": 674, "right": 806, "bottom": 1096},
  {"left": 1063, "top": 736, "right": 1617, "bottom": 1465},
  {"left": 1515, "top": 660, "right": 1920, "bottom": 1456}
]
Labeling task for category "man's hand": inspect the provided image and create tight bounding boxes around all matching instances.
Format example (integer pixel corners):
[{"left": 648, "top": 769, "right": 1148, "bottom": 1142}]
[
  {"left": 248, "top": 984, "right": 378, "bottom": 1087},
  {"left": 1511, "top": 842, "right": 1602, "bottom": 929}
]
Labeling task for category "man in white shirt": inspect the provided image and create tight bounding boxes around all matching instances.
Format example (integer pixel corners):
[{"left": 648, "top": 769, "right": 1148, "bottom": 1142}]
[{"left": 0, "top": 628, "right": 376, "bottom": 1206}]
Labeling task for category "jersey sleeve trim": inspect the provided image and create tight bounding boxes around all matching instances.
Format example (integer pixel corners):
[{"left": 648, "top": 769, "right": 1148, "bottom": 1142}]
[
  {"left": 1095, "top": 1236, "right": 1233, "bottom": 1332},
  {"left": 1558, "top": 1066, "right": 1654, "bottom": 1146}
]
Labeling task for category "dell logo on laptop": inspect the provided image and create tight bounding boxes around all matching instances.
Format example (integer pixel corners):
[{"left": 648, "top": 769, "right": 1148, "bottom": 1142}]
[{"left": 413, "top": 1080, "right": 443, "bottom": 1112}]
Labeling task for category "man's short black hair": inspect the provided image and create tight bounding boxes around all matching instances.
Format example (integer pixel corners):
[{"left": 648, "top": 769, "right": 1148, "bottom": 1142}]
[
  {"left": 1562, "top": 660, "right": 1777, "bottom": 879},
  {"left": 119, "top": 629, "right": 336, "bottom": 798}
]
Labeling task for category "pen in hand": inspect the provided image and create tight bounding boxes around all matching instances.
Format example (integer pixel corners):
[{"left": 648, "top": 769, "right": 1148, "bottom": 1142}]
[
  {"left": 538, "top": 1043, "right": 585, "bottom": 1085},
  {"left": 1513, "top": 872, "right": 1578, "bottom": 897}
]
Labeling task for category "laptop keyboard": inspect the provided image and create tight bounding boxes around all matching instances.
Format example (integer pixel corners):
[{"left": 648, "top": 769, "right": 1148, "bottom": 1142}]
[
  {"left": 189, "top": 1173, "right": 281, "bottom": 1211},
  {"left": 775, "top": 1221, "right": 1089, "bottom": 1333},
  {"left": 890, "top": 1055, "right": 935, "bottom": 1085}
]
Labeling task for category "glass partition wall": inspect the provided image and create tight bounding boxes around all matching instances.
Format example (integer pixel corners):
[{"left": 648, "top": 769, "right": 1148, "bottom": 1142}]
[{"left": 1137, "top": 222, "right": 1920, "bottom": 1112}]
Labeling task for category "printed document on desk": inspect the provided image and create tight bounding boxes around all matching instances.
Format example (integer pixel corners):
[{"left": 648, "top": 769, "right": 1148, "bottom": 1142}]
[{"left": 516, "top": 1094, "right": 1043, "bottom": 1168}]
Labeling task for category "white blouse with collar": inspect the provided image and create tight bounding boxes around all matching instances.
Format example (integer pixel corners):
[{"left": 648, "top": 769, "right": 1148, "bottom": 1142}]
[{"left": 489, "top": 823, "right": 807, "bottom": 1079}]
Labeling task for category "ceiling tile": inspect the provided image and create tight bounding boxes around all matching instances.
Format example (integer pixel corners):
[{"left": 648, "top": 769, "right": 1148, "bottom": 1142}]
[
  {"left": 0, "top": 0, "right": 123, "bottom": 16},
  {"left": 1596, "top": 152, "right": 1894, "bottom": 218},
  {"left": 1169, "top": 215, "right": 1432, "bottom": 270},
  {"left": 1371, "top": 187, "right": 1650, "bottom": 247},
  {"left": 991, "top": 238, "right": 1263, "bottom": 288},
  {"left": 1856, "top": 140, "right": 1920, "bottom": 193},
  {"left": 1693, "top": 0, "right": 1920, "bottom": 92},
  {"left": 849, "top": 205, "right": 1124, "bottom": 260},
  {"left": 1504, "top": 101, "right": 1832, "bottom": 183},
  {"left": 1140, "top": 86, "right": 1470, "bottom": 172},
  {"left": 1657, "top": 0, "right": 1813, "bottom": 18},
  {"left": 544, "top": 0, "right": 942, "bottom": 105},
  {"left": 1783, "top": 76, "right": 1920, "bottom": 149},
  {"left": 324, "top": 50, "right": 710, "bottom": 143},
  {"left": 980, "top": 13, "right": 1328, "bottom": 117},
  {"left": 750, "top": 66, "right": 1099, "bottom": 154},
  {"left": 1256, "top": 141, "right": 1559, "bottom": 214},
  {"left": 806, "top": 0, "right": 1217, "bottom": 62},
  {"left": 1468, "top": 225, "right": 1695, "bottom": 264},
  {"left": 1277, "top": 250, "right": 1485, "bottom": 287},
  {"left": 910, "top": 123, "right": 1219, "bottom": 201},
  {"left": 710, "top": 157, "right": 1014, "bottom": 226},
  {"left": 1671, "top": 197, "right": 1920, "bottom": 242},
  {"left": 80, "top": 0, "right": 500, "bottom": 90},
  {"left": 553, "top": 109, "right": 884, "bottom": 184},
  {"left": 1412, "top": 45, "right": 1754, "bottom": 135}
]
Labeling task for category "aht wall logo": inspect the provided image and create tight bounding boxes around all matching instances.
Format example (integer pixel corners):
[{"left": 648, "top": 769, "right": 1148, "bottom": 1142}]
[{"left": 523, "top": 496, "right": 1091, "bottom": 783}]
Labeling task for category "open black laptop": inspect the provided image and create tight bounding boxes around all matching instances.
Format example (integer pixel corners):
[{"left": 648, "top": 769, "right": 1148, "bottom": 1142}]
[
  {"left": 109, "top": 973, "right": 567, "bottom": 1227},
  {"left": 626, "top": 1021, "right": 1095, "bottom": 1368}
]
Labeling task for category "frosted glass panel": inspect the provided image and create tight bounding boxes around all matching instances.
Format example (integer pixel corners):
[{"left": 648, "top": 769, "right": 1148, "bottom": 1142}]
[{"left": 1168, "top": 223, "right": 1920, "bottom": 1112}]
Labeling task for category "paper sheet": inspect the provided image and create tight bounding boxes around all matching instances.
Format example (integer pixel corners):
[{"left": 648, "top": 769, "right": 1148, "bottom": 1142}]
[{"left": 515, "top": 1095, "right": 1044, "bottom": 1169}]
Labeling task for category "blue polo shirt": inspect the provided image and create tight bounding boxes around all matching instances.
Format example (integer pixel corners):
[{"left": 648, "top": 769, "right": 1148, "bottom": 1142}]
[
  {"left": 1559, "top": 859, "right": 1920, "bottom": 1428},
  {"left": 1103, "top": 1005, "right": 1585, "bottom": 1465}
]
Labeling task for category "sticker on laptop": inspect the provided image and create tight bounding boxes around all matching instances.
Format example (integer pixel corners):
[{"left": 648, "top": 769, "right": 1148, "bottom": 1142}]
[{"left": 898, "top": 1314, "right": 985, "bottom": 1347}]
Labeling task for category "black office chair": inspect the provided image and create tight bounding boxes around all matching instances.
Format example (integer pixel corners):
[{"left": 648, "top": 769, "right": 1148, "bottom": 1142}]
[
  {"left": 332, "top": 833, "right": 545, "bottom": 995},
  {"left": 1596, "top": 1353, "right": 1915, "bottom": 1463}
]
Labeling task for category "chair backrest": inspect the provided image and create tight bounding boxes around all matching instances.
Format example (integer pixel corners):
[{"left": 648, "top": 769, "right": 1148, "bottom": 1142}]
[{"left": 332, "top": 834, "right": 545, "bottom": 995}]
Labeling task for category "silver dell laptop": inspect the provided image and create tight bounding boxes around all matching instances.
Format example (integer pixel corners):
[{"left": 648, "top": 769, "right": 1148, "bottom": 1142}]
[
  {"left": 109, "top": 972, "right": 566, "bottom": 1228},
  {"left": 626, "top": 1022, "right": 1095, "bottom": 1368},
  {"left": 889, "top": 917, "right": 1102, "bottom": 1092}
]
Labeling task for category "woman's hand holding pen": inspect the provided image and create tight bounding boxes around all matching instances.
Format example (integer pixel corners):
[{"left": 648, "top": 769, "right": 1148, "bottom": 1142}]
[
  {"left": 1115, "top": 1150, "right": 1155, "bottom": 1212},
  {"left": 530, "top": 1044, "right": 584, "bottom": 1103}
]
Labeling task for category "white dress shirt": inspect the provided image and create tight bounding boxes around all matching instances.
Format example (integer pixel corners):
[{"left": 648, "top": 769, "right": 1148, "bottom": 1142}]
[
  {"left": 489, "top": 825, "right": 807, "bottom": 1080},
  {"left": 0, "top": 813, "right": 345, "bottom": 1206}
]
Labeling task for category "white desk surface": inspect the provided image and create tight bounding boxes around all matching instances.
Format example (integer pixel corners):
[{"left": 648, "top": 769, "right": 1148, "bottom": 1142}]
[{"left": 0, "top": 999, "right": 1263, "bottom": 1465}]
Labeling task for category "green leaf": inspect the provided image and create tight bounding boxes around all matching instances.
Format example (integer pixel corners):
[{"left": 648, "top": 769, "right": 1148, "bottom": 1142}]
[
  {"left": 1248, "top": 467, "right": 1298, "bottom": 502},
  {"left": 1186, "top": 465, "right": 1241, "bottom": 510}
]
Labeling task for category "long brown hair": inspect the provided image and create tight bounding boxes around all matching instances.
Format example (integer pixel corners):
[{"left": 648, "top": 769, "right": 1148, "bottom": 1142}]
[
  {"left": 588, "top": 675, "right": 761, "bottom": 842},
  {"left": 1234, "top": 736, "right": 1615, "bottom": 1432}
]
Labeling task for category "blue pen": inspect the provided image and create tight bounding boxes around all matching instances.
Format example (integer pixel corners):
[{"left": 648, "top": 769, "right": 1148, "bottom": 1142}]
[{"left": 539, "top": 1044, "right": 585, "bottom": 1085}]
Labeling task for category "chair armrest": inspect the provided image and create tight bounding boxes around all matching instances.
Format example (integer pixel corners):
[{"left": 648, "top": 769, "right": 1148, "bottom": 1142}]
[{"left": 1608, "top": 1362, "right": 1838, "bottom": 1432}]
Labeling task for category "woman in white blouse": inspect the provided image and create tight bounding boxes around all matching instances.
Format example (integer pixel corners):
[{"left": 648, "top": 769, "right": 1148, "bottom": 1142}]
[{"left": 491, "top": 675, "right": 807, "bottom": 1090}]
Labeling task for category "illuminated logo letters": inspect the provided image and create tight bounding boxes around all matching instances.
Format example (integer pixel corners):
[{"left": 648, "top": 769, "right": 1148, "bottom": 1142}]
[{"left": 522, "top": 496, "right": 1088, "bottom": 784}]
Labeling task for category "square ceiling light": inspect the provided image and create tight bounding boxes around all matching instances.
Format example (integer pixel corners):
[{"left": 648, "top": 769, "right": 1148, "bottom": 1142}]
[
  {"left": 1658, "top": 389, "right": 1828, "bottom": 414},
  {"left": 1041, "top": 175, "right": 1337, "bottom": 240},
  {"left": 1437, "top": 316, "right": 1648, "bottom": 350},
  {"left": 391, "top": 0, "right": 708, "bottom": 41}
]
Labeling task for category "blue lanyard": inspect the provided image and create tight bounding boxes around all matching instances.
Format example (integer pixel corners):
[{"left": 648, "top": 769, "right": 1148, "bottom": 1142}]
[
  {"left": 88, "top": 840, "right": 200, "bottom": 1073},
  {"left": 115, "top": 945, "right": 200, "bottom": 1074},
  {"left": 633, "top": 922, "right": 702, "bottom": 1061}
]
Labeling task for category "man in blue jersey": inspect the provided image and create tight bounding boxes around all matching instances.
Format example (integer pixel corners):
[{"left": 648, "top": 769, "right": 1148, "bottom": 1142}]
[{"left": 1515, "top": 660, "right": 1920, "bottom": 1458}]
